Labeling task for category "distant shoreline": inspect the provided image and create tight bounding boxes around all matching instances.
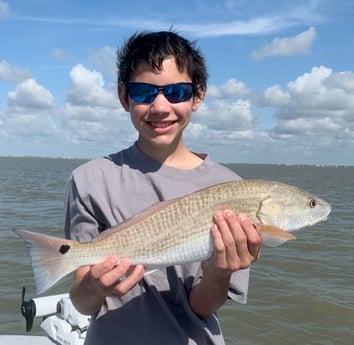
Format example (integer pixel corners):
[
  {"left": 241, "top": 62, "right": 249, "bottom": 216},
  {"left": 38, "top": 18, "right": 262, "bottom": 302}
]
[
  {"left": 0, "top": 156, "right": 353, "bottom": 168},
  {"left": 0, "top": 155, "right": 89, "bottom": 161}
]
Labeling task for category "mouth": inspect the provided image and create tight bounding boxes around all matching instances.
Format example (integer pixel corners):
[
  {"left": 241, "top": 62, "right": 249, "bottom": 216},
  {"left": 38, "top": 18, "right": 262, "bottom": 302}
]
[{"left": 147, "top": 121, "right": 176, "bottom": 129}]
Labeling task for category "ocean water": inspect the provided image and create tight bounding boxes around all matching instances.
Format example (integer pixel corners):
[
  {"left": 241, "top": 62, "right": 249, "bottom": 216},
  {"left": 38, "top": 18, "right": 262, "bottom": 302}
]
[{"left": 0, "top": 157, "right": 353, "bottom": 344}]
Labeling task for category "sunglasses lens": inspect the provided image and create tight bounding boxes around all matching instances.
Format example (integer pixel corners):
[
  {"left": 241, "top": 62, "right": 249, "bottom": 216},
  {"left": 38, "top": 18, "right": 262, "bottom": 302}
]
[
  {"left": 126, "top": 83, "right": 193, "bottom": 104},
  {"left": 164, "top": 84, "right": 193, "bottom": 103},
  {"left": 126, "top": 83, "right": 158, "bottom": 103}
]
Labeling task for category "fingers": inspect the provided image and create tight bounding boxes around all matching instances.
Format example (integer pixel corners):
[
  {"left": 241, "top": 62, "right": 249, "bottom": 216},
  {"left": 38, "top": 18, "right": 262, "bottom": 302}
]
[
  {"left": 112, "top": 264, "right": 145, "bottom": 296},
  {"left": 236, "top": 213, "right": 262, "bottom": 260},
  {"left": 90, "top": 255, "right": 121, "bottom": 281},
  {"left": 212, "top": 211, "right": 242, "bottom": 270},
  {"left": 89, "top": 256, "right": 145, "bottom": 297},
  {"left": 211, "top": 210, "right": 261, "bottom": 271}
]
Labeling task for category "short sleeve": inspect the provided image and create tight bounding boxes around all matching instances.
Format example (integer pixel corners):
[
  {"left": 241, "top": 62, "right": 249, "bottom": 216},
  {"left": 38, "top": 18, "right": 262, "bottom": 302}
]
[
  {"left": 228, "top": 268, "right": 250, "bottom": 304},
  {"left": 64, "top": 174, "right": 100, "bottom": 242}
]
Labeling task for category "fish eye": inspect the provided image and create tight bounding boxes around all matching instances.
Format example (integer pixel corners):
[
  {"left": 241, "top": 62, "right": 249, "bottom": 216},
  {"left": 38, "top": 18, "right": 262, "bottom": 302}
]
[{"left": 309, "top": 199, "right": 317, "bottom": 208}]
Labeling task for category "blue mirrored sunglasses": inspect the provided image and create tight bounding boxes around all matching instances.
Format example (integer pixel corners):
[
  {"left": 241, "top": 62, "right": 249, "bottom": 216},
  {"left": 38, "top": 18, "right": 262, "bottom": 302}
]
[{"left": 126, "top": 82, "right": 194, "bottom": 104}]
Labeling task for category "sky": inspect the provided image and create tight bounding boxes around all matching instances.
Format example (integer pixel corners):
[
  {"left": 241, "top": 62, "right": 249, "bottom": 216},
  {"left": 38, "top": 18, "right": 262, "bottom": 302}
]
[{"left": 0, "top": 0, "right": 353, "bottom": 165}]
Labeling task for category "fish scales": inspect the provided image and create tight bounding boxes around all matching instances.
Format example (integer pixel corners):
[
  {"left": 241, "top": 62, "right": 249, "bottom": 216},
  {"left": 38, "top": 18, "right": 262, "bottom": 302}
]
[
  {"left": 66, "top": 180, "right": 287, "bottom": 266},
  {"left": 81, "top": 193, "right": 214, "bottom": 265}
]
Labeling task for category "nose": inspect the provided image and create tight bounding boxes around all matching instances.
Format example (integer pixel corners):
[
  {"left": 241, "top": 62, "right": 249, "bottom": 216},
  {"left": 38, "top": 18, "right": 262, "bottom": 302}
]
[{"left": 150, "top": 91, "right": 172, "bottom": 113}]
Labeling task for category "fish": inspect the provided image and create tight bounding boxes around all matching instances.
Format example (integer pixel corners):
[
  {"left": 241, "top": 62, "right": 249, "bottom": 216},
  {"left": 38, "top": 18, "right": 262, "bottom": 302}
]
[{"left": 13, "top": 179, "right": 331, "bottom": 295}]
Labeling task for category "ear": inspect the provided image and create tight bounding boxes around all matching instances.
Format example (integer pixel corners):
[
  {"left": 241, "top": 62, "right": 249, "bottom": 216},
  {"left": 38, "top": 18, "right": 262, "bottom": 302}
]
[
  {"left": 192, "top": 87, "right": 205, "bottom": 112},
  {"left": 118, "top": 84, "right": 130, "bottom": 112}
]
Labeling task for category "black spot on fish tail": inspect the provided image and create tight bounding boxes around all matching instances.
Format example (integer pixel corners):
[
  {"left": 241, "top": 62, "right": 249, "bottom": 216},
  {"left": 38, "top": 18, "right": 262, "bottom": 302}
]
[{"left": 59, "top": 244, "right": 71, "bottom": 255}]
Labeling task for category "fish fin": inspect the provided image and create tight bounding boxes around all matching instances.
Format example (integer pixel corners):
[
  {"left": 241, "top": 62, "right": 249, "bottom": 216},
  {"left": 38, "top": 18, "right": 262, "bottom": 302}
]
[
  {"left": 13, "top": 229, "right": 77, "bottom": 295},
  {"left": 255, "top": 224, "right": 296, "bottom": 247}
]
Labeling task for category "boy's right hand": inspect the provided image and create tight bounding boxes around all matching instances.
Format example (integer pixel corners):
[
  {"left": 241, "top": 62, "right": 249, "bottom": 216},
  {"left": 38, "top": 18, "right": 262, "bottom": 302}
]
[
  {"left": 70, "top": 257, "right": 145, "bottom": 315},
  {"left": 88, "top": 256, "right": 145, "bottom": 298}
]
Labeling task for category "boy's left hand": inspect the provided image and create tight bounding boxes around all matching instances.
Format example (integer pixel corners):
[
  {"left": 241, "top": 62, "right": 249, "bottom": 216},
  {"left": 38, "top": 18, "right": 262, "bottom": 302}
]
[{"left": 202, "top": 210, "right": 261, "bottom": 277}]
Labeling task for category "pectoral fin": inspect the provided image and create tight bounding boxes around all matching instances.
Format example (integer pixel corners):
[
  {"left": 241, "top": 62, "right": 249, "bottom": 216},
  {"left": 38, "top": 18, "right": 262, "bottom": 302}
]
[{"left": 255, "top": 224, "right": 296, "bottom": 247}]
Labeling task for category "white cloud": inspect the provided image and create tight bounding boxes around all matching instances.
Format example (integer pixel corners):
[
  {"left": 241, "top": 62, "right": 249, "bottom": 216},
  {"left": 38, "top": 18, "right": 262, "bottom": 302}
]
[
  {"left": 175, "top": 1, "right": 324, "bottom": 38},
  {"left": 1, "top": 79, "right": 58, "bottom": 141},
  {"left": 206, "top": 85, "right": 222, "bottom": 99},
  {"left": 270, "top": 116, "right": 340, "bottom": 139},
  {"left": 262, "top": 85, "right": 290, "bottom": 106},
  {"left": 61, "top": 64, "right": 134, "bottom": 147},
  {"left": 323, "top": 71, "right": 354, "bottom": 93},
  {"left": 3, "top": 112, "right": 57, "bottom": 137},
  {"left": 195, "top": 99, "right": 254, "bottom": 131},
  {"left": 251, "top": 27, "right": 317, "bottom": 60},
  {"left": 89, "top": 46, "right": 116, "bottom": 78},
  {"left": 66, "top": 64, "right": 117, "bottom": 108},
  {"left": 287, "top": 65, "right": 331, "bottom": 95},
  {"left": 284, "top": 66, "right": 354, "bottom": 117},
  {"left": 0, "top": 63, "right": 132, "bottom": 156},
  {"left": 207, "top": 79, "right": 249, "bottom": 99},
  {"left": 0, "top": 60, "right": 32, "bottom": 84},
  {"left": 263, "top": 66, "right": 354, "bottom": 143},
  {"left": 0, "top": 0, "right": 10, "bottom": 19},
  {"left": 220, "top": 79, "right": 250, "bottom": 98},
  {"left": 8, "top": 78, "right": 55, "bottom": 109}
]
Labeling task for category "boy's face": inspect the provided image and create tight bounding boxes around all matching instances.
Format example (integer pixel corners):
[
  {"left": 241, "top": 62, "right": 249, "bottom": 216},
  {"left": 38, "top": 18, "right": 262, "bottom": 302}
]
[{"left": 118, "top": 57, "right": 204, "bottom": 158}]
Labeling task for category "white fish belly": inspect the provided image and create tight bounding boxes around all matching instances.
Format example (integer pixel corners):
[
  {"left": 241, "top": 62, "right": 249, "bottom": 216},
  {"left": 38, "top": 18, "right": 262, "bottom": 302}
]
[{"left": 126, "top": 231, "right": 213, "bottom": 268}]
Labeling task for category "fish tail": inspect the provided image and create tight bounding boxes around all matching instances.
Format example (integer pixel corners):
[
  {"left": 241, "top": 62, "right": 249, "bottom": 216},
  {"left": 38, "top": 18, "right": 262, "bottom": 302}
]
[{"left": 13, "top": 229, "right": 78, "bottom": 295}]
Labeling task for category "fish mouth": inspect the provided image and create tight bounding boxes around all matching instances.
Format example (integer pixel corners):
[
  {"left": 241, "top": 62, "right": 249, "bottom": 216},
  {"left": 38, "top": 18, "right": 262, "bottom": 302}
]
[
  {"left": 312, "top": 203, "right": 332, "bottom": 225},
  {"left": 323, "top": 203, "right": 332, "bottom": 219}
]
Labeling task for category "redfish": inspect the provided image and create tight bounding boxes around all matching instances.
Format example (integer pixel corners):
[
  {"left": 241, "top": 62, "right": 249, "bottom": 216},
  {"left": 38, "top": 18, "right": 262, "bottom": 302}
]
[{"left": 14, "top": 179, "right": 331, "bottom": 295}]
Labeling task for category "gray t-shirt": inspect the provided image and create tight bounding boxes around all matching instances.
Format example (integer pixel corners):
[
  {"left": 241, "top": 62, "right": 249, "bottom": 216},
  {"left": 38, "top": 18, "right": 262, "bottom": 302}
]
[{"left": 64, "top": 143, "right": 250, "bottom": 345}]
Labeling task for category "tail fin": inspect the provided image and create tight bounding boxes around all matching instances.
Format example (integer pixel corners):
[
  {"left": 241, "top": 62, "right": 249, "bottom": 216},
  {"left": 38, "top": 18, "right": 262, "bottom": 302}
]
[{"left": 13, "top": 229, "right": 78, "bottom": 295}]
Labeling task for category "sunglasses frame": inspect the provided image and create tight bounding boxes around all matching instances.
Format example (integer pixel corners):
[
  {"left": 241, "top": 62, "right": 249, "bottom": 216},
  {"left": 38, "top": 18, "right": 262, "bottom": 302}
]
[{"left": 125, "top": 82, "right": 194, "bottom": 104}]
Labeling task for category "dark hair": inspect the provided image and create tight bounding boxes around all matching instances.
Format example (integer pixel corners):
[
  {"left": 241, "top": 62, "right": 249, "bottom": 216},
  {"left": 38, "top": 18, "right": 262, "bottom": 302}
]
[{"left": 117, "top": 30, "right": 208, "bottom": 98}]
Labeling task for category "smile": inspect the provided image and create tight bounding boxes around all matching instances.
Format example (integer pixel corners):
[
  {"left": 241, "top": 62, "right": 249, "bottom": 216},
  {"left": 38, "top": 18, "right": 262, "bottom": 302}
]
[{"left": 148, "top": 121, "right": 176, "bottom": 128}]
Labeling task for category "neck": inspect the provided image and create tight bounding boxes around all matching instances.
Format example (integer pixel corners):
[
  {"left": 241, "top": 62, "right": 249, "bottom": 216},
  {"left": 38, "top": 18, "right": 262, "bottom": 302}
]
[{"left": 137, "top": 139, "right": 203, "bottom": 170}]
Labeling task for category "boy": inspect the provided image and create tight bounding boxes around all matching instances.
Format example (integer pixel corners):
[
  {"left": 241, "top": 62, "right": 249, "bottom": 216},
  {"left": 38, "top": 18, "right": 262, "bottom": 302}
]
[{"left": 64, "top": 30, "right": 261, "bottom": 345}]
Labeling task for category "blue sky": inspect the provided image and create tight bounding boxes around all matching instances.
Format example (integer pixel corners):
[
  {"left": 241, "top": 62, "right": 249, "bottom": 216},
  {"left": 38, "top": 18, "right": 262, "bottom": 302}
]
[{"left": 0, "top": 0, "right": 353, "bottom": 165}]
